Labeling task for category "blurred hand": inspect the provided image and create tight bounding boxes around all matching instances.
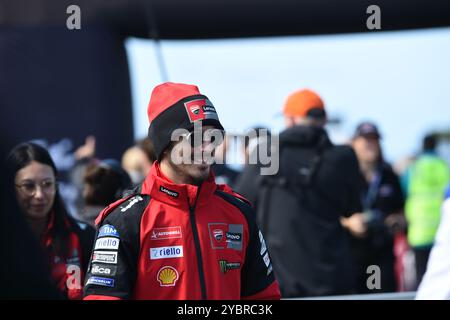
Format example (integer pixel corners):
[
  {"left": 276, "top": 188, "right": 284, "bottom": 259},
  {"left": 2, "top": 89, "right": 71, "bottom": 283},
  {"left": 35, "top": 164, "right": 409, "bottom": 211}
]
[
  {"left": 74, "top": 136, "right": 96, "bottom": 160},
  {"left": 341, "top": 212, "right": 368, "bottom": 238}
]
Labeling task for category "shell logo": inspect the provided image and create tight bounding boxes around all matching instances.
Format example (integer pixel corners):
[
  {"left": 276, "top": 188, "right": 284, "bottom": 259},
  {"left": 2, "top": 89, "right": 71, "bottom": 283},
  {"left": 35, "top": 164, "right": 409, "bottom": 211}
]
[{"left": 157, "top": 266, "right": 179, "bottom": 287}]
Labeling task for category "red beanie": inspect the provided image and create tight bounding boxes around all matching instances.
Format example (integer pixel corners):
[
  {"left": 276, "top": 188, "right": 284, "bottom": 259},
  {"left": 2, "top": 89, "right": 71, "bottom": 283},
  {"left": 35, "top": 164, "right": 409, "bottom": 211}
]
[{"left": 147, "top": 82, "right": 224, "bottom": 159}]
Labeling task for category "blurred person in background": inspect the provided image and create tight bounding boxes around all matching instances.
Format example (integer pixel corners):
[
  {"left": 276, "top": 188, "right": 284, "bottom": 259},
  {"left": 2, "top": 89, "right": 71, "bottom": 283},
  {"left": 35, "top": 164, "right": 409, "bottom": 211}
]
[
  {"left": 67, "top": 136, "right": 97, "bottom": 217},
  {"left": 403, "top": 134, "right": 450, "bottom": 287},
  {"left": 122, "top": 137, "right": 156, "bottom": 186},
  {"left": 237, "top": 88, "right": 363, "bottom": 297},
  {"left": 242, "top": 126, "right": 272, "bottom": 166},
  {"left": 137, "top": 137, "right": 157, "bottom": 164},
  {"left": 416, "top": 184, "right": 450, "bottom": 299},
  {"left": 81, "top": 159, "right": 132, "bottom": 226},
  {"left": 393, "top": 154, "right": 418, "bottom": 291},
  {"left": 345, "top": 122, "right": 405, "bottom": 293},
  {"left": 234, "top": 126, "right": 272, "bottom": 204},
  {"left": 212, "top": 133, "right": 240, "bottom": 188},
  {"left": 7, "top": 142, "right": 95, "bottom": 299}
]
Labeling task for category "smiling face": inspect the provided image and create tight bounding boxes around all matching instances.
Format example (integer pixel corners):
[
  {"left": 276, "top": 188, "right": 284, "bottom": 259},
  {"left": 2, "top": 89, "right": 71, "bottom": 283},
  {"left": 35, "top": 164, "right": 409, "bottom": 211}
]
[
  {"left": 161, "top": 125, "right": 224, "bottom": 186},
  {"left": 14, "top": 160, "right": 56, "bottom": 220}
]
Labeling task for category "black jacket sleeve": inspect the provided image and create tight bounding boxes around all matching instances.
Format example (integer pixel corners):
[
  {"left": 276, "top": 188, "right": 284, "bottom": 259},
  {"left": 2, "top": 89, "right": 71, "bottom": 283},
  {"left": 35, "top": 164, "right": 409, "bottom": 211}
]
[
  {"left": 215, "top": 191, "right": 280, "bottom": 299},
  {"left": 83, "top": 195, "right": 150, "bottom": 299},
  {"left": 383, "top": 165, "right": 405, "bottom": 214},
  {"left": 338, "top": 146, "right": 364, "bottom": 217},
  {"left": 240, "top": 213, "right": 280, "bottom": 299},
  {"left": 71, "top": 219, "right": 96, "bottom": 274}
]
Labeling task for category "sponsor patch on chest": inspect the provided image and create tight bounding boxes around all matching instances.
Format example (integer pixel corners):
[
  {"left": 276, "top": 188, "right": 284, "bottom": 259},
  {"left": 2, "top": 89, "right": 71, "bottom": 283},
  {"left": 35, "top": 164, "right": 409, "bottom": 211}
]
[
  {"left": 150, "top": 246, "right": 184, "bottom": 260},
  {"left": 94, "top": 237, "right": 120, "bottom": 250},
  {"left": 208, "top": 223, "right": 243, "bottom": 250},
  {"left": 150, "top": 226, "right": 183, "bottom": 240}
]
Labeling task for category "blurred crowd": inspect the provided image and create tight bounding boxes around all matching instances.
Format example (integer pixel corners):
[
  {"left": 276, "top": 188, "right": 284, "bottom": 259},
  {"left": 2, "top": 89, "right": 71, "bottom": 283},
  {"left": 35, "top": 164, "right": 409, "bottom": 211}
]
[{"left": 2, "top": 86, "right": 450, "bottom": 300}]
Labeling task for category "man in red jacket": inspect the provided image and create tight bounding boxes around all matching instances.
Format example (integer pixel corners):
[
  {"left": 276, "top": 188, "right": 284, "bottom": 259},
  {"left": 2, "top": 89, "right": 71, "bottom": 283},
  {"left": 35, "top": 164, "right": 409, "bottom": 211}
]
[{"left": 83, "top": 82, "right": 281, "bottom": 300}]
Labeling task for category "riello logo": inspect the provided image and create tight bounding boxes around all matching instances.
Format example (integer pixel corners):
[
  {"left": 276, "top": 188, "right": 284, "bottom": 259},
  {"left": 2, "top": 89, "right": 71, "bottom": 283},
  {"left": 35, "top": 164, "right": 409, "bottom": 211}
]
[
  {"left": 150, "top": 245, "right": 183, "bottom": 260},
  {"left": 95, "top": 237, "right": 120, "bottom": 250}
]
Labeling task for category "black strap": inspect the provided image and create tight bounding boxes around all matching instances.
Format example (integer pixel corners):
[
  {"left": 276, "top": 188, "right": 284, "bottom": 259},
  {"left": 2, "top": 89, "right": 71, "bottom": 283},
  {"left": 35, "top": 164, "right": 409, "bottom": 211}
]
[{"left": 301, "top": 133, "right": 328, "bottom": 186}]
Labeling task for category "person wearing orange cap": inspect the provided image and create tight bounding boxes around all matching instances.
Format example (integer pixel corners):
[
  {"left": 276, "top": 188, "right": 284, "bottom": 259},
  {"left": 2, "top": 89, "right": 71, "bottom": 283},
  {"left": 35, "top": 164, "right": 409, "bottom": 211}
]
[
  {"left": 236, "top": 88, "right": 364, "bottom": 298},
  {"left": 282, "top": 88, "right": 327, "bottom": 128}
]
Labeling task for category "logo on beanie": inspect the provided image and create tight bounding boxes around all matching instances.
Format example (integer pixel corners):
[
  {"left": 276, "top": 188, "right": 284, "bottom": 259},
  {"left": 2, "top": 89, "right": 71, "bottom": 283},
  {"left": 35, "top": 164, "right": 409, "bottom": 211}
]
[
  {"left": 184, "top": 98, "right": 219, "bottom": 123},
  {"left": 191, "top": 105, "right": 200, "bottom": 115}
]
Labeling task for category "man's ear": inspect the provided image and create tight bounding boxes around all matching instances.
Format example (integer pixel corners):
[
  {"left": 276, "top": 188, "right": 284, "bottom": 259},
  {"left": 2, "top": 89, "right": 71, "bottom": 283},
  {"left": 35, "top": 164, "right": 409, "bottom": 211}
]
[{"left": 161, "top": 142, "right": 175, "bottom": 160}]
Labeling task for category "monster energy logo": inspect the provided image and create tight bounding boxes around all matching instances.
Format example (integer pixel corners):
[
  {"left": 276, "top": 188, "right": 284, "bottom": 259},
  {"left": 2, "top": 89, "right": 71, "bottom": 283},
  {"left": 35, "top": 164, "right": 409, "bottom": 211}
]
[
  {"left": 219, "top": 260, "right": 240, "bottom": 274},
  {"left": 219, "top": 260, "right": 227, "bottom": 273}
]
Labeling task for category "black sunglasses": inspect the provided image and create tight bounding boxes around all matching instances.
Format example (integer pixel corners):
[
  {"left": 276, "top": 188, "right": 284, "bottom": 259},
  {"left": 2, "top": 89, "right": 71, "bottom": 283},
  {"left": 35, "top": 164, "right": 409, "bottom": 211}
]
[{"left": 181, "top": 129, "right": 225, "bottom": 148}]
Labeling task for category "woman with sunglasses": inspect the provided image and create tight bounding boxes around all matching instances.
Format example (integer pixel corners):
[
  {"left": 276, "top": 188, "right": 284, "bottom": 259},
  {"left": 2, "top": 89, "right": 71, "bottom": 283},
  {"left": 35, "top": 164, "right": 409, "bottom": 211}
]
[{"left": 7, "top": 142, "right": 95, "bottom": 299}]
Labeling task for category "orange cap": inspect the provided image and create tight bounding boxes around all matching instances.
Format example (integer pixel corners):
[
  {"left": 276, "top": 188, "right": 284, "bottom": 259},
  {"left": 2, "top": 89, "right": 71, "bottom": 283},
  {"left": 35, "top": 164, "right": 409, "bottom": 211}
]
[{"left": 283, "top": 89, "right": 325, "bottom": 118}]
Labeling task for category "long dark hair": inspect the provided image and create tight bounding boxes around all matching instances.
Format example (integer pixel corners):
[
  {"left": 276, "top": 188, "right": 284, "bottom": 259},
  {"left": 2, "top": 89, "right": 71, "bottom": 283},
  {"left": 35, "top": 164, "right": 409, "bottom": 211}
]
[{"left": 6, "top": 142, "right": 72, "bottom": 255}]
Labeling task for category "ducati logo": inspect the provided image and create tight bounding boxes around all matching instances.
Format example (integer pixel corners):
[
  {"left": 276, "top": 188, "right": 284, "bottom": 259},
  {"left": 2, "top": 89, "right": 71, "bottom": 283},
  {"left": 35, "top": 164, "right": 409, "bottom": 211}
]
[
  {"left": 213, "top": 229, "right": 223, "bottom": 241},
  {"left": 184, "top": 98, "right": 219, "bottom": 123},
  {"left": 190, "top": 105, "right": 200, "bottom": 115}
]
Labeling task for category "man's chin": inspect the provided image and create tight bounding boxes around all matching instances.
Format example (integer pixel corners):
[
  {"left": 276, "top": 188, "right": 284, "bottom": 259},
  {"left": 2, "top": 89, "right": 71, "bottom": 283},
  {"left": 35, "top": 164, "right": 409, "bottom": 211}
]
[
  {"left": 189, "top": 164, "right": 210, "bottom": 181},
  {"left": 193, "top": 163, "right": 210, "bottom": 173}
]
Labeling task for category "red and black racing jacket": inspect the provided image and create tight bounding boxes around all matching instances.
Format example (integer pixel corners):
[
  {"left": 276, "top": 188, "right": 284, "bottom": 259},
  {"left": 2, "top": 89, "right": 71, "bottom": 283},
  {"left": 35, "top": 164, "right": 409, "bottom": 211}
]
[{"left": 83, "top": 163, "right": 280, "bottom": 300}]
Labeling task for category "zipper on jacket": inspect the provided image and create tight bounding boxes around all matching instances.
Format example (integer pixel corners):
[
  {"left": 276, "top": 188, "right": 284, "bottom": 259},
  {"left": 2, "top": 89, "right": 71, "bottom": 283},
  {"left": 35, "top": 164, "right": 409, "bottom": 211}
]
[{"left": 189, "top": 187, "right": 207, "bottom": 300}]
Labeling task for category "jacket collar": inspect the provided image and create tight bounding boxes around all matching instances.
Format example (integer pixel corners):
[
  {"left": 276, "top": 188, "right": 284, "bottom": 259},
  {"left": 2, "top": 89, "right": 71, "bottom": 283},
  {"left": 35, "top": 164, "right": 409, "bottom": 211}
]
[{"left": 142, "top": 162, "right": 217, "bottom": 210}]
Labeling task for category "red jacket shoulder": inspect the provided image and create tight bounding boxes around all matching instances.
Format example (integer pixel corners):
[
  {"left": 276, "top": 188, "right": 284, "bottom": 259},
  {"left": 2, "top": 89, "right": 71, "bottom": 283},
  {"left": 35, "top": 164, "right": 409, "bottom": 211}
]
[{"left": 216, "top": 184, "right": 252, "bottom": 207}]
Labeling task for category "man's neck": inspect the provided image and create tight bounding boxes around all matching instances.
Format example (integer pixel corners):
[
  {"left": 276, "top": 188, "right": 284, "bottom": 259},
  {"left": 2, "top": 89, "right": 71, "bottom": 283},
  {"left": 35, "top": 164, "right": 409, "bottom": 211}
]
[{"left": 160, "top": 160, "right": 182, "bottom": 184}]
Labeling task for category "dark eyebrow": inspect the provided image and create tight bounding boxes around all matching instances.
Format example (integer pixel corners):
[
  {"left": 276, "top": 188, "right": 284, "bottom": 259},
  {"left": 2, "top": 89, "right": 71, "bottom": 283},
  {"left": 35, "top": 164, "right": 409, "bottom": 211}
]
[
  {"left": 18, "top": 178, "right": 54, "bottom": 183},
  {"left": 18, "top": 179, "right": 34, "bottom": 184}
]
